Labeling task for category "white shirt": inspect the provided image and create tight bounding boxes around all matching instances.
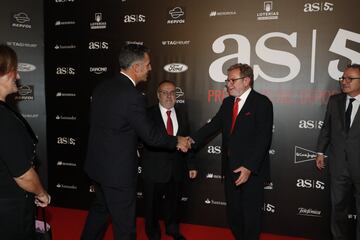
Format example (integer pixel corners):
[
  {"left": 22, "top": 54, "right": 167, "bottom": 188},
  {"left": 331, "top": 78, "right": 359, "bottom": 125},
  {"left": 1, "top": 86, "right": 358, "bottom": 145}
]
[
  {"left": 234, "top": 88, "right": 252, "bottom": 114},
  {"left": 159, "top": 104, "right": 178, "bottom": 136},
  {"left": 346, "top": 94, "right": 360, "bottom": 127}
]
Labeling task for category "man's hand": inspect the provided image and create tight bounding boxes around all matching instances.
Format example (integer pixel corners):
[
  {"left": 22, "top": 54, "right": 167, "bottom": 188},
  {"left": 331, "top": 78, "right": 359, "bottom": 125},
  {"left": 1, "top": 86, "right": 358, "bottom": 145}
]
[
  {"left": 316, "top": 154, "right": 326, "bottom": 170},
  {"left": 35, "top": 192, "right": 51, "bottom": 207},
  {"left": 189, "top": 170, "right": 197, "bottom": 179},
  {"left": 177, "top": 136, "right": 191, "bottom": 152},
  {"left": 233, "top": 166, "right": 251, "bottom": 186}
]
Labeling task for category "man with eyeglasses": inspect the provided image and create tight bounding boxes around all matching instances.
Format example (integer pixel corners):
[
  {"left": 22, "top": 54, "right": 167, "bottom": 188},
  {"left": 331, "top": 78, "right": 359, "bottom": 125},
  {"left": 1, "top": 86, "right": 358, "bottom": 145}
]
[
  {"left": 141, "top": 80, "right": 197, "bottom": 240},
  {"left": 316, "top": 63, "right": 360, "bottom": 240},
  {"left": 190, "top": 63, "right": 273, "bottom": 240}
]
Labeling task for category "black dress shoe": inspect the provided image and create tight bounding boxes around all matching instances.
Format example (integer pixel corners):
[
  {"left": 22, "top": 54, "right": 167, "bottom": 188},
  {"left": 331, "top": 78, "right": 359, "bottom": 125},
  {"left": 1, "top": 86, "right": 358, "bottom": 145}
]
[
  {"left": 148, "top": 235, "right": 161, "bottom": 240},
  {"left": 167, "top": 233, "right": 186, "bottom": 240}
]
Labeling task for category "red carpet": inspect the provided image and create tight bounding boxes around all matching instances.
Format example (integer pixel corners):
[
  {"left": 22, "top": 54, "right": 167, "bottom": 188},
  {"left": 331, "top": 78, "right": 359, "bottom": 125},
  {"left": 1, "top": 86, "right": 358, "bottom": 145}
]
[{"left": 45, "top": 207, "right": 309, "bottom": 240}]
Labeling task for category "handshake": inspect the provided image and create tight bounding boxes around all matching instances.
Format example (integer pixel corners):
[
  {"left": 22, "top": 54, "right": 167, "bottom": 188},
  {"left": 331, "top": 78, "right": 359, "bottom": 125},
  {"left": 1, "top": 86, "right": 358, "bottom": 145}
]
[{"left": 176, "top": 136, "right": 195, "bottom": 152}]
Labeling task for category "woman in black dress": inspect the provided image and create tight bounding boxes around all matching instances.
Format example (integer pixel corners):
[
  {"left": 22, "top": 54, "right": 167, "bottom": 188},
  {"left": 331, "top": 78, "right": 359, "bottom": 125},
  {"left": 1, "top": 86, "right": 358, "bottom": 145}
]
[{"left": 0, "top": 44, "right": 50, "bottom": 240}]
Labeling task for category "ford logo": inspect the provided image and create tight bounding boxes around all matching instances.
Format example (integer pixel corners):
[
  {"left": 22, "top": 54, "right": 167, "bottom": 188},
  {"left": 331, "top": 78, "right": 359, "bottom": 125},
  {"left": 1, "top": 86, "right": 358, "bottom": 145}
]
[
  {"left": 163, "top": 63, "right": 188, "bottom": 73},
  {"left": 18, "top": 63, "right": 36, "bottom": 72}
]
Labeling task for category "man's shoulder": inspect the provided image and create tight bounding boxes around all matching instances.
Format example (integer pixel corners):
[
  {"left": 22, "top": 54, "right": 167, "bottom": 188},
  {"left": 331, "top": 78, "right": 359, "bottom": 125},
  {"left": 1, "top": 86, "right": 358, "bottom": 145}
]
[
  {"left": 329, "top": 92, "right": 344, "bottom": 100},
  {"left": 251, "top": 90, "right": 272, "bottom": 104}
]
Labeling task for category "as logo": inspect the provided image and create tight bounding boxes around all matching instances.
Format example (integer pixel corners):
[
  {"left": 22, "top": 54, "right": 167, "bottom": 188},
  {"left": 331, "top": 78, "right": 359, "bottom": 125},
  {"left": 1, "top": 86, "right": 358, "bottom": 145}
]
[
  {"left": 56, "top": 67, "right": 75, "bottom": 75},
  {"left": 207, "top": 145, "right": 221, "bottom": 154},
  {"left": 123, "top": 14, "right": 146, "bottom": 23},
  {"left": 57, "top": 137, "right": 76, "bottom": 145},
  {"left": 304, "top": 2, "right": 334, "bottom": 12},
  {"left": 299, "top": 120, "right": 323, "bottom": 129},
  {"left": 296, "top": 179, "right": 325, "bottom": 190},
  {"left": 88, "top": 41, "right": 108, "bottom": 49}
]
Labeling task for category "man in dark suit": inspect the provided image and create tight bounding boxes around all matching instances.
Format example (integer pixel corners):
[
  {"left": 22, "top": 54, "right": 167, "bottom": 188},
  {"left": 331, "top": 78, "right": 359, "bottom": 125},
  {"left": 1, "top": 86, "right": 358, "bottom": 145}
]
[
  {"left": 316, "top": 64, "right": 360, "bottom": 240},
  {"left": 190, "top": 63, "right": 273, "bottom": 240},
  {"left": 141, "top": 80, "right": 197, "bottom": 240},
  {"left": 81, "top": 44, "right": 190, "bottom": 240}
]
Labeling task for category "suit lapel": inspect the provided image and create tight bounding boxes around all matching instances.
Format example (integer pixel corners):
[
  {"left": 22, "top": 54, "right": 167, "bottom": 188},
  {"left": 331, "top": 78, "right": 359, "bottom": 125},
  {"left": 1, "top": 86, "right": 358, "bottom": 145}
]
[
  {"left": 174, "top": 107, "right": 182, "bottom": 136},
  {"left": 338, "top": 94, "right": 346, "bottom": 132},
  {"left": 350, "top": 99, "right": 360, "bottom": 134}
]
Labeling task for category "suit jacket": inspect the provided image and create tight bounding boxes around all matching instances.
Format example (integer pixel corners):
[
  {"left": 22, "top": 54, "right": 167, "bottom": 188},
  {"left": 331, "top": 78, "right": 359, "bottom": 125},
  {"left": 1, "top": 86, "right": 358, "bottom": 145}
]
[
  {"left": 84, "top": 74, "right": 177, "bottom": 188},
  {"left": 192, "top": 90, "right": 273, "bottom": 177},
  {"left": 141, "top": 105, "right": 196, "bottom": 183},
  {"left": 317, "top": 93, "right": 360, "bottom": 178}
]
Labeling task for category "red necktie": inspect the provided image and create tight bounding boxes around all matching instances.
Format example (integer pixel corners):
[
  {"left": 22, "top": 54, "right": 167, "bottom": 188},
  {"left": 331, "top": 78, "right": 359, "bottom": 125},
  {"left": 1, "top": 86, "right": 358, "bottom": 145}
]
[
  {"left": 166, "top": 110, "right": 173, "bottom": 136},
  {"left": 230, "top": 98, "right": 240, "bottom": 133}
]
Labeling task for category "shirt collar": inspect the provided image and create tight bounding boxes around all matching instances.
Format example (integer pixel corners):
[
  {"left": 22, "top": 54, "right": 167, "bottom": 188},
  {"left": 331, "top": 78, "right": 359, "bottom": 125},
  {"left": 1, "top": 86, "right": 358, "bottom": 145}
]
[
  {"left": 236, "top": 87, "right": 252, "bottom": 102},
  {"left": 159, "top": 103, "right": 175, "bottom": 113},
  {"left": 120, "top": 71, "right": 136, "bottom": 86},
  {"left": 347, "top": 94, "right": 360, "bottom": 101}
]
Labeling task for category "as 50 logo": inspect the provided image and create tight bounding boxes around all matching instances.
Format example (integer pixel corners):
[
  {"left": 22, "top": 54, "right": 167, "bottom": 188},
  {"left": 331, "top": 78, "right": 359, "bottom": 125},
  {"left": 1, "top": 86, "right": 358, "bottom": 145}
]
[
  {"left": 123, "top": 14, "right": 146, "bottom": 23},
  {"left": 296, "top": 179, "right": 325, "bottom": 190},
  {"left": 304, "top": 2, "right": 334, "bottom": 12},
  {"left": 209, "top": 29, "right": 360, "bottom": 83},
  {"left": 89, "top": 41, "right": 108, "bottom": 49},
  {"left": 57, "top": 137, "right": 76, "bottom": 145},
  {"left": 299, "top": 120, "right": 323, "bottom": 129},
  {"left": 56, "top": 67, "right": 75, "bottom": 75}
]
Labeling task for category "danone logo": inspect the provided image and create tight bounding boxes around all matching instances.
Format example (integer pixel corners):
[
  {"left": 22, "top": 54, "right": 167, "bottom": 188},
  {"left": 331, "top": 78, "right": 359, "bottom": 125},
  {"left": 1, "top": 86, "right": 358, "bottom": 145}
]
[{"left": 163, "top": 63, "right": 188, "bottom": 73}]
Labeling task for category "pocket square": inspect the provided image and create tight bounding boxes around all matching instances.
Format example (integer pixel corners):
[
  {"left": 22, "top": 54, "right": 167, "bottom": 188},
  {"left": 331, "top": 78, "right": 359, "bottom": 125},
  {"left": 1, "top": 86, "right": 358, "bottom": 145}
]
[{"left": 245, "top": 112, "right": 252, "bottom": 116}]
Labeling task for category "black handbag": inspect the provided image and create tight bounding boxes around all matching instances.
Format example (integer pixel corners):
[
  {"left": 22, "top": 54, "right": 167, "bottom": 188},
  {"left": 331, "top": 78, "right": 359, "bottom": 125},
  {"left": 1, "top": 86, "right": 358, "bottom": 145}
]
[{"left": 35, "top": 207, "right": 52, "bottom": 240}]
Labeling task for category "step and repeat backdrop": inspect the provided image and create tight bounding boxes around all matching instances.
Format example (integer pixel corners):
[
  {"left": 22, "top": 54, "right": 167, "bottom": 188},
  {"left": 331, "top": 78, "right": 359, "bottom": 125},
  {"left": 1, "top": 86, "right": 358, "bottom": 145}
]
[
  {"left": 0, "top": 1, "right": 48, "bottom": 186},
  {"left": 44, "top": 0, "right": 360, "bottom": 239}
]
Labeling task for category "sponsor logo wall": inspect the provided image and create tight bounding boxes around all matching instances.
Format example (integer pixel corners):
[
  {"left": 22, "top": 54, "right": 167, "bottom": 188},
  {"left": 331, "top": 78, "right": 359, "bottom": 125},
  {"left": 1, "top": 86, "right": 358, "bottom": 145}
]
[
  {"left": 44, "top": 0, "right": 359, "bottom": 239},
  {"left": 0, "top": 1, "right": 47, "bottom": 185}
]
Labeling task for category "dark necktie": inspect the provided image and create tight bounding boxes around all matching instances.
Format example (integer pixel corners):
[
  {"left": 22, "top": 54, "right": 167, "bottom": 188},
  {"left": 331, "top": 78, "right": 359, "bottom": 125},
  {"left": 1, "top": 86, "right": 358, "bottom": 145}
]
[
  {"left": 230, "top": 98, "right": 240, "bottom": 134},
  {"left": 166, "top": 110, "right": 173, "bottom": 136},
  {"left": 345, "top": 98, "right": 355, "bottom": 132}
]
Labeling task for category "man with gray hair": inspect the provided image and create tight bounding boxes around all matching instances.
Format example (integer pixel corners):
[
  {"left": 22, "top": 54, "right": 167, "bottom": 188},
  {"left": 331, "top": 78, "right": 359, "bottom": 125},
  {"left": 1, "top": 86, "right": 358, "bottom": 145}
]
[{"left": 81, "top": 44, "right": 190, "bottom": 240}]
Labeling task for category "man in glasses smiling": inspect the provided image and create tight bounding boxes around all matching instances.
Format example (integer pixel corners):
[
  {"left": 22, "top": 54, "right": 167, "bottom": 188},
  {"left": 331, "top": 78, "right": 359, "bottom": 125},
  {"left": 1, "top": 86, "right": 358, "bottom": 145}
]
[
  {"left": 316, "top": 63, "right": 360, "bottom": 240},
  {"left": 191, "top": 63, "right": 273, "bottom": 240}
]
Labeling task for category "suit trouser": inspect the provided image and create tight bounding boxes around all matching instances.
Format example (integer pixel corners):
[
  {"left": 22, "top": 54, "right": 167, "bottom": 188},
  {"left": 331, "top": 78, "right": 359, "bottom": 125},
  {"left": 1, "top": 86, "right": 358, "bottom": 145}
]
[
  {"left": 143, "top": 177, "right": 181, "bottom": 239},
  {"left": 224, "top": 171, "right": 264, "bottom": 240},
  {"left": 0, "top": 194, "right": 35, "bottom": 240},
  {"left": 81, "top": 182, "right": 136, "bottom": 240},
  {"left": 330, "top": 167, "right": 360, "bottom": 240}
]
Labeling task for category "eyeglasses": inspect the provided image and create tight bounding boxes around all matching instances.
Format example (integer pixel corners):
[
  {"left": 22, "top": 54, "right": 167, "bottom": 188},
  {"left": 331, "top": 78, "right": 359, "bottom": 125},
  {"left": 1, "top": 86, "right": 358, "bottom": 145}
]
[
  {"left": 339, "top": 76, "right": 360, "bottom": 82},
  {"left": 158, "top": 90, "right": 176, "bottom": 96},
  {"left": 225, "top": 76, "right": 246, "bottom": 85}
]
